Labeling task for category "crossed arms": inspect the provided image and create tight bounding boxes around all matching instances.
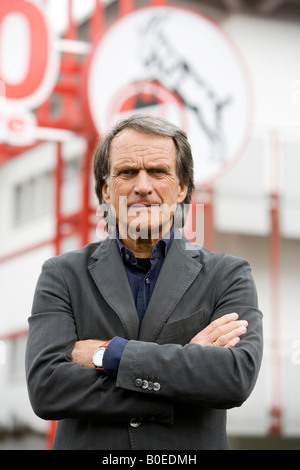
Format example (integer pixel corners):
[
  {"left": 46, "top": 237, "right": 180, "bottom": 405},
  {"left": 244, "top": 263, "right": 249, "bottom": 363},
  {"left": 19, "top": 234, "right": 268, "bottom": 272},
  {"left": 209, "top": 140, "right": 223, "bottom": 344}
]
[
  {"left": 71, "top": 312, "right": 248, "bottom": 368},
  {"left": 25, "top": 253, "right": 263, "bottom": 423}
]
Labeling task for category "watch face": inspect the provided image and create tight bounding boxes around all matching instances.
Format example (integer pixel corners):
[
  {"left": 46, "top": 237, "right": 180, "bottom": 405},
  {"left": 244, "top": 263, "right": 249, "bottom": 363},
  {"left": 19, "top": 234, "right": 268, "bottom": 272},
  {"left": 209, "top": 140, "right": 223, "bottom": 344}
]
[{"left": 93, "top": 347, "right": 105, "bottom": 367}]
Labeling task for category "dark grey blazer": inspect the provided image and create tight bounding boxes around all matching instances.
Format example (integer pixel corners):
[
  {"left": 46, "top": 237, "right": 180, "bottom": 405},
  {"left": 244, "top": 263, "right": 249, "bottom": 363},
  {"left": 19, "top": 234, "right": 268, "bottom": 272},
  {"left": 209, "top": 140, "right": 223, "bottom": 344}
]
[{"left": 25, "top": 232, "right": 263, "bottom": 450}]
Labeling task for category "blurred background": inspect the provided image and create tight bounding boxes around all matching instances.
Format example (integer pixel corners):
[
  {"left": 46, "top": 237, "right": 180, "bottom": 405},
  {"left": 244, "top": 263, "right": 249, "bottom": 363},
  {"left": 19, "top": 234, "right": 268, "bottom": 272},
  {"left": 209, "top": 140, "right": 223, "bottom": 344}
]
[{"left": 0, "top": 0, "right": 299, "bottom": 450}]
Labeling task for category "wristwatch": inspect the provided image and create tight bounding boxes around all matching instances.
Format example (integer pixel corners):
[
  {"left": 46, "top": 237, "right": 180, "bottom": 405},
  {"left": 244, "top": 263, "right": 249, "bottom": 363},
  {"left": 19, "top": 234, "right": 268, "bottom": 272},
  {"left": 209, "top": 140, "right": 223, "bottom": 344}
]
[{"left": 92, "top": 340, "right": 111, "bottom": 370}]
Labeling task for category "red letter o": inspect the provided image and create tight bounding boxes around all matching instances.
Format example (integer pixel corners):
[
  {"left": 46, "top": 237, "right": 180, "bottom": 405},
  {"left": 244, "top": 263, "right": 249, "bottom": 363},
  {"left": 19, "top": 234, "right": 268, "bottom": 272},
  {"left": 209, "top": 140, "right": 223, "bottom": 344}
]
[{"left": 0, "top": 0, "right": 57, "bottom": 107}]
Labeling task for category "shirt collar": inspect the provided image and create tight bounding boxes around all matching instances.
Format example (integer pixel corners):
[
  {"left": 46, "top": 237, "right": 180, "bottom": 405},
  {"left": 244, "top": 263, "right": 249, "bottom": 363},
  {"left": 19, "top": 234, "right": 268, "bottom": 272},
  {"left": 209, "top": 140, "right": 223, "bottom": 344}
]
[{"left": 116, "top": 224, "right": 174, "bottom": 264}]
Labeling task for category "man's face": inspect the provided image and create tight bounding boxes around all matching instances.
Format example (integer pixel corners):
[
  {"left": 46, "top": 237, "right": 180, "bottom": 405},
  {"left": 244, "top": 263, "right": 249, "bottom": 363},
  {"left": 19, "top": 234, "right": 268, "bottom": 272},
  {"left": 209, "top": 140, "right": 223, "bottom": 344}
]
[{"left": 102, "top": 129, "right": 188, "bottom": 239}]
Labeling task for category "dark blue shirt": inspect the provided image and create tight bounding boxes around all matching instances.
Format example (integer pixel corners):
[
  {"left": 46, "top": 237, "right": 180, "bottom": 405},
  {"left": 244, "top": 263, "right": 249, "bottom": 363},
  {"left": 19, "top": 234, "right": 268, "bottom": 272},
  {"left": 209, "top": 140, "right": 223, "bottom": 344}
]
[{"left": 103, "top": 227, "right": 174, "bottom": 377}]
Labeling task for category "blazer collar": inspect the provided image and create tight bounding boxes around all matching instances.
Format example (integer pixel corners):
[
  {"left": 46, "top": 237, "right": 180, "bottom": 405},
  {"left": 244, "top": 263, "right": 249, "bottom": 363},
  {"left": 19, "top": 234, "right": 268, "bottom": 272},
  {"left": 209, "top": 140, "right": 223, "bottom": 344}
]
[
  {"left": 138, "top": 231, "right": 203, "bottom": 341},
  {"left": 88, "top": 231, "right": 203, "bottom": 341},
  {"left": 88, "top": 234, "right": 140, "bottom": 339}
]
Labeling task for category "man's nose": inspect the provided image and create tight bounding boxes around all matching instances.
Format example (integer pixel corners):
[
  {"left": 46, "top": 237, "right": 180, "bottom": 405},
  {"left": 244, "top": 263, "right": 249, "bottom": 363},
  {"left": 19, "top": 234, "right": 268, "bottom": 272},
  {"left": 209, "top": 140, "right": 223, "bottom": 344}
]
[{"left": 133, "top": 170, "right": 153, "bottom": 196}]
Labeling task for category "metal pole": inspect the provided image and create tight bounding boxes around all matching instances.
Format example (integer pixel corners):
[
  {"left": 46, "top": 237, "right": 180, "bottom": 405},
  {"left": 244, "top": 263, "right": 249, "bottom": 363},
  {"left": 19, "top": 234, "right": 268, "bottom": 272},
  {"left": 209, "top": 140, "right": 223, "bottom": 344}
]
[
  {"left": 203, "top": 187, "right": 215, "bottom": 252},
  {"left": 269, "top": 130, "right": 281, "bottom": 435}
]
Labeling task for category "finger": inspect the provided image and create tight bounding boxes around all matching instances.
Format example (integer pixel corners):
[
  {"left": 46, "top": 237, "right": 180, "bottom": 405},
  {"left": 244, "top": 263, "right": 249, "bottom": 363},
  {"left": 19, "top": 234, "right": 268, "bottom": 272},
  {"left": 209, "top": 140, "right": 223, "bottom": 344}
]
[
  {"left": 213, "top": 325, "right": 247, "bottom": 347},
  {"left": 224, "top": 336, "right": 241, "bottom": 348},
  {"left": 205, "top": 313, "right": 239, "bottom": 335},
  {"left": 210, "top": 320, "right": 248, "bottom": 344}
]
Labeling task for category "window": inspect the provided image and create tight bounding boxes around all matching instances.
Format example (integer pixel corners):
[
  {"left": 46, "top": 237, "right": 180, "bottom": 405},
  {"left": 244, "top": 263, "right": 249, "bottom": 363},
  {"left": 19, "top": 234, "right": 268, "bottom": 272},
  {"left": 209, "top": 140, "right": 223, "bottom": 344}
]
[
  {"left": 14, "top": 170, "right": 54, "bottom": 225},
  {"left": 7, "top": 334, "right": 27, "bottom": 382},
  {"left": 13, "top": 156, "right": 82, "bottom": 225}
]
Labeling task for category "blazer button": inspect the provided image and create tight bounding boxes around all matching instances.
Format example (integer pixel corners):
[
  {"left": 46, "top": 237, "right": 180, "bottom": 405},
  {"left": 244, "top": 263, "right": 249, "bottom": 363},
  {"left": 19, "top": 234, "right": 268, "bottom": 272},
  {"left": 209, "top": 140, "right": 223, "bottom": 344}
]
[
  {"left": 135, "top": 378, "right": 143, "bottom": 388},
  {"left": 147, "top": 381, "right": 153, "bottom": 390},
  {"left": 142, "top": 380, "right": 148, "bottom": 389},
  {"left": 153, "top": 382, "right": 161, "bottom": 391},
  {"left": 130, "top": 418, "right": 141, "bottom": 428}
]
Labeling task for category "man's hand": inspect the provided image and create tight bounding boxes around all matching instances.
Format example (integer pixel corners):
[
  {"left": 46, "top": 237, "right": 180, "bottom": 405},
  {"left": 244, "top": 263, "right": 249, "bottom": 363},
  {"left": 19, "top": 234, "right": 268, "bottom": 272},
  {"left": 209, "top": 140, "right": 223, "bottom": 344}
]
[
  {"left": 71, "top": 313, "right": 246, "bottom": 368},
  {"left": 190, "top": 313, "right": 248, "bottom": 348},
  {"left": 71, "top": 339, "right": 107, "bottom": 368}
]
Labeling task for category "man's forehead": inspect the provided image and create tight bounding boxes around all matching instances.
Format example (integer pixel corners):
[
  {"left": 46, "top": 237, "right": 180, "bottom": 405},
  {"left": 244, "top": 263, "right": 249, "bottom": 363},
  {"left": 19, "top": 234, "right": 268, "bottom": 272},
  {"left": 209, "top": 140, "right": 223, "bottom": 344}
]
[
  {"left": 111, "top": 128, "right": 174, "bottom": 149},
  {"left": 109, "top": 128, "right": 176, "bottom": 163}
]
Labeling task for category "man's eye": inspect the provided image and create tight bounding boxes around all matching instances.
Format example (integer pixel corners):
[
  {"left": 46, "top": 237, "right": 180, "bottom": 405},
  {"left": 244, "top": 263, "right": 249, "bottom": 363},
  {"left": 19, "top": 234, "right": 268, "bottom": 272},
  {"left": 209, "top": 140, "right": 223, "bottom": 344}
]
[
  {"left": 150, "top": 169, "right": 166, "bottom": 176},
  {"left": 119, "top": 169, "right": 135, "bottom": 175}
]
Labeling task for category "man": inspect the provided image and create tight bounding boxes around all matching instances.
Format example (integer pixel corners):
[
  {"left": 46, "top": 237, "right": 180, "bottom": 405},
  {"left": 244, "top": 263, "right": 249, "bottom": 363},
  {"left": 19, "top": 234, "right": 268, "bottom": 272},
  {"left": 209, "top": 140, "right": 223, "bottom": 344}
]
[{"left": 25, "top": 115, "right": 263, "bottom": 450}]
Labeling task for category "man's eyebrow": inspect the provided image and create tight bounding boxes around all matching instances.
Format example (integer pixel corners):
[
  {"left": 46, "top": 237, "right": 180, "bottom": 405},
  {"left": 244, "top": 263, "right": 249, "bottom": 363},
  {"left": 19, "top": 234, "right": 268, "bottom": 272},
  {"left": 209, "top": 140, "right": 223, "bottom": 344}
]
[
  {"left": 113, "top": 160, "right": 171, "bottom": 171},
  {"left": 145, "top": 162, "right": 172, "bottom": 171},
  {"left": 112, "top": 162, "right": 139, "bottom": 172}
]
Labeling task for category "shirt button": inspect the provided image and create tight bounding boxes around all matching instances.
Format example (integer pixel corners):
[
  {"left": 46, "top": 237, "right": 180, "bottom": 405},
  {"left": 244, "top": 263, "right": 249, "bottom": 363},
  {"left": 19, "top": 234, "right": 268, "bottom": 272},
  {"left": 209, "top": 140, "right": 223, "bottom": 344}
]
[
  {"left": 145, "top": 277, "right": 150, "bottom": 285},
  {"left": 130, "top": 418, "right": 141, "bottom": 428},
  {"left": 135, "top": 378, "right": 143, "bottom": 388},
  {"left": 125, "top": 253, "right": 130, "bottom": 261}
]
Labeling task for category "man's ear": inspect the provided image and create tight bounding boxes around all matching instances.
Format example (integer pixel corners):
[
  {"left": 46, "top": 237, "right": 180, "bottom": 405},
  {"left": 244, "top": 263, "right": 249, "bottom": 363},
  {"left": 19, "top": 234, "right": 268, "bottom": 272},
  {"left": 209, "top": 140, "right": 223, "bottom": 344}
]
[
  {"left": 102, "top": 182, "right": 111, "bottom": 204},
  {"left": 177, "top": 181, "right": 188, "bottom": 204}
]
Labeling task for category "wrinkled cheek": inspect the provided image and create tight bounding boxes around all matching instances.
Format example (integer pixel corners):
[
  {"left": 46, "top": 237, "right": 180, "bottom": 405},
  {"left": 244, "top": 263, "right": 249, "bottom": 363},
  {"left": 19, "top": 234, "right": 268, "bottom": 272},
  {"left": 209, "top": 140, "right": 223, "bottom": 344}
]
[
  {"left": 160, "top": 203, "right": 177, "bottom": 223},
  {"left": 114, "top": 195, "right": 128, "bottom": 222}
]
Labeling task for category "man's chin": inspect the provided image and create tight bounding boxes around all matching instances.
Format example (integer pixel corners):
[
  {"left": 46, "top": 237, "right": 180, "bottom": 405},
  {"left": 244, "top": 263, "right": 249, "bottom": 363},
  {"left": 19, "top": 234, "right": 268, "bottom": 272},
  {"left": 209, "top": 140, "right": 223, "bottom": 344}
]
[
  {"left": 126, "top": 223, "right": 161, "bottom": 240},
  {"left": 118, "top": 217, "right": 171, "bottom": 241}
]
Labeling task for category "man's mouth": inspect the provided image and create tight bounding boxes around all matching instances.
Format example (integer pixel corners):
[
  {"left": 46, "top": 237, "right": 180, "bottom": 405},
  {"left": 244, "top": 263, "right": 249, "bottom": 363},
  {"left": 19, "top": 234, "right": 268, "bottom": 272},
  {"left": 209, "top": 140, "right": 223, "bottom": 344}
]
[
  {"left": 127, "top": 204, "right": 161, "bottom": 217},
  {"left": 129, "top": 203, "right": 159, "bottom": 208}
]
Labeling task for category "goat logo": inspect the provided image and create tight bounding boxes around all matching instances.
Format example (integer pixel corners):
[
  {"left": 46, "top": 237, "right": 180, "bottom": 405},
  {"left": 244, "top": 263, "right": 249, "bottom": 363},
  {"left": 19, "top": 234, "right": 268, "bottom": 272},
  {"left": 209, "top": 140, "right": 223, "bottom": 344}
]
[{"left": 86, "top": 6, "right": 251, "bottom": 185}]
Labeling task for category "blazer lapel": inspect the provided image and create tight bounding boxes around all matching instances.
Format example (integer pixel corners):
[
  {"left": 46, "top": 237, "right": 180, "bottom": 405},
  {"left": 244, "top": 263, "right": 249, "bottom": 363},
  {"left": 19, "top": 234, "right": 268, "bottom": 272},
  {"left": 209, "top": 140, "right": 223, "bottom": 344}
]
[
  {"left": 88, "top": 235, "right": 140, "bottom": 340},
  {"left": 138, "top": 234, "right": 203, "bottom": 342}
]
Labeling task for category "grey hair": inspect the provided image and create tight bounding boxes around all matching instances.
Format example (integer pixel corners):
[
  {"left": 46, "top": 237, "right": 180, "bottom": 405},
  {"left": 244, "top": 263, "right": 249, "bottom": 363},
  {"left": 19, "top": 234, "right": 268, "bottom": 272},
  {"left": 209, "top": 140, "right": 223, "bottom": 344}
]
[{"left": 93, "top": 114, "right": 195, "bottom": 228}]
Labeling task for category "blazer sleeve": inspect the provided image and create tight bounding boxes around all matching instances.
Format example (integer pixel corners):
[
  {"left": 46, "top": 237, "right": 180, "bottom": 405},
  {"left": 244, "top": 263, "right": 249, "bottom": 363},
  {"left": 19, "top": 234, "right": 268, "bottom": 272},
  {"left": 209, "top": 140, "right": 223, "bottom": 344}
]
[
  {"left": 25, "top": 258, "right": 174, "bottom": 423},
  {"left": 116, "top": 257, "right": 263, "bottom": 409}
]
